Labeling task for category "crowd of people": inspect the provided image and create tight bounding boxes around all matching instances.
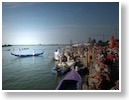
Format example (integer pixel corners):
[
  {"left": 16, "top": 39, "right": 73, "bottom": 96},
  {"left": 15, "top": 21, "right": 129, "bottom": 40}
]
[
  {"left": 88, "top": 42, "right": 119, "bottom": 90},
  {"left": 54, "top": 36, "right": 119, "bottom": 90}
]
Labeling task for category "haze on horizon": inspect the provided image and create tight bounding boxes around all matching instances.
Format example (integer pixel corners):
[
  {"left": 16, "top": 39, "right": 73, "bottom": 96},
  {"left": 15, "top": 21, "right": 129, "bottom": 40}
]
[{"left": 2, "top": 2, "right": 119, "bottom": 45}]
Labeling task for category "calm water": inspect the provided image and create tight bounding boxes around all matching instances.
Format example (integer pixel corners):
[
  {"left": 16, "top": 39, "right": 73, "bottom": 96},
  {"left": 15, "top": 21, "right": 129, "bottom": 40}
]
[{"left": 2, "top": 45, "right": 62, "bottom": 90}]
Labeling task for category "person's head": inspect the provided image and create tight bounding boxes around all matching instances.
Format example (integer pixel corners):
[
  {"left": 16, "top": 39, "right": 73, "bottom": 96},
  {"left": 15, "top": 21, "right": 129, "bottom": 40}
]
[{"left": 100, "top": 61, "right": 104, "bottom": 68}]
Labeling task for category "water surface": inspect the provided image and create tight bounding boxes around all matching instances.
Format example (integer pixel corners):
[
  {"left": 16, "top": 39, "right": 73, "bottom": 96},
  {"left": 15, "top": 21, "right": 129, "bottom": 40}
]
[{"left": 2, "top": 45, "right": 61, "bottom": 90}]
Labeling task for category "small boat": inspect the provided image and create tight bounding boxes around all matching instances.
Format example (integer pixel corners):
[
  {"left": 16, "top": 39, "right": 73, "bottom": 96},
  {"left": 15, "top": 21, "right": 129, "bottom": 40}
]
[
  {"left": 56, "top": 69, "right": 82, "bottom": 90},
  {"left": 51, "top": 61, "right": 74, "bottom": 75},
  {"left": 51, "top": 67, "right": 70, "bottom": 75},
  {"left": 21, "top": 48, "right": 29, "bottom": 50},
  {"left": 11, "top": 51, "right": 44, "bottom": 57},
  {"left": 5, "top": 49, "right": 11, "bottom": 51}
]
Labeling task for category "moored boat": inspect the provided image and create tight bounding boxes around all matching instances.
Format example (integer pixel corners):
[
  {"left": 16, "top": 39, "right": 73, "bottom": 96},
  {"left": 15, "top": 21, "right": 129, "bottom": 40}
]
[
  {"left": 51, "top": 61, "right": 75, "bottom": 75},
  {"left": 56, "top": 69, "right": 82, "bottom": 90},
  {"left": 11, "top": 51, "right": 44, "bottom": 57},
  {"left": 51, "top": 66, "right": 70, "bottom": 75}
]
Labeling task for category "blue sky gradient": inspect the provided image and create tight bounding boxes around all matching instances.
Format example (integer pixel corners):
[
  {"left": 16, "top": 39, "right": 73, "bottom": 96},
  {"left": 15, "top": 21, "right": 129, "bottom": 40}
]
[{"left": 2, "top": 2, "right": 119, "bottom": 45}]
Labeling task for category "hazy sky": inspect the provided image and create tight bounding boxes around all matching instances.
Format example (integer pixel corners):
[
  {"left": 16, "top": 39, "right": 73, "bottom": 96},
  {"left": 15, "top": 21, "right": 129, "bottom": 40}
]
[{"left": 2, "top": 2, "right": 119, "bottom": 45}]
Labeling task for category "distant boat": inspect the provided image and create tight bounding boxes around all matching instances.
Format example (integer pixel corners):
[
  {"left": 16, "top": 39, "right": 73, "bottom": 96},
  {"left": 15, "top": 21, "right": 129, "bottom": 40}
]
[
  {"left": 5, "top": 49, "right": 12, "bottom": 51},
  {"left": 56, "top": 69, "right": 82, "bottom": 90},
  {"left": 11, "top": 51, "right": 44, "bottom": 57},
  {"left": 21, "top": 48, "right": 29, "bottom": 50}
]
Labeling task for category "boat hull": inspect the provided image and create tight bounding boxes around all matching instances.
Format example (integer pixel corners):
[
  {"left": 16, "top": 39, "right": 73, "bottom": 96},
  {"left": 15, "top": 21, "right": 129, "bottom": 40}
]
[
  {"left": 11, "top": 52, "right": 44, "bottom": 57},
  {"left": 56, "top": 69, "right": 82, "bottom": 90}
]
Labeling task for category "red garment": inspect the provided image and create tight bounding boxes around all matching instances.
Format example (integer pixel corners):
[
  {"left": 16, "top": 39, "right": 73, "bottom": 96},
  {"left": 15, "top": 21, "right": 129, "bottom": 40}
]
[
  {"left": 109, "top": 36, "right": 115, "bottom": 48},
  {"left": 107, "top": 54, "right": 114, "bottom": 61}
]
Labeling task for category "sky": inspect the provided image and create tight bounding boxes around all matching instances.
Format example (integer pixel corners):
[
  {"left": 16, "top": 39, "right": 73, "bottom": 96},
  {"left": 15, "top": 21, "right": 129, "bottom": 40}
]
[{"left": 2, "top": 2, "right": 119, "bottom": 45}]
